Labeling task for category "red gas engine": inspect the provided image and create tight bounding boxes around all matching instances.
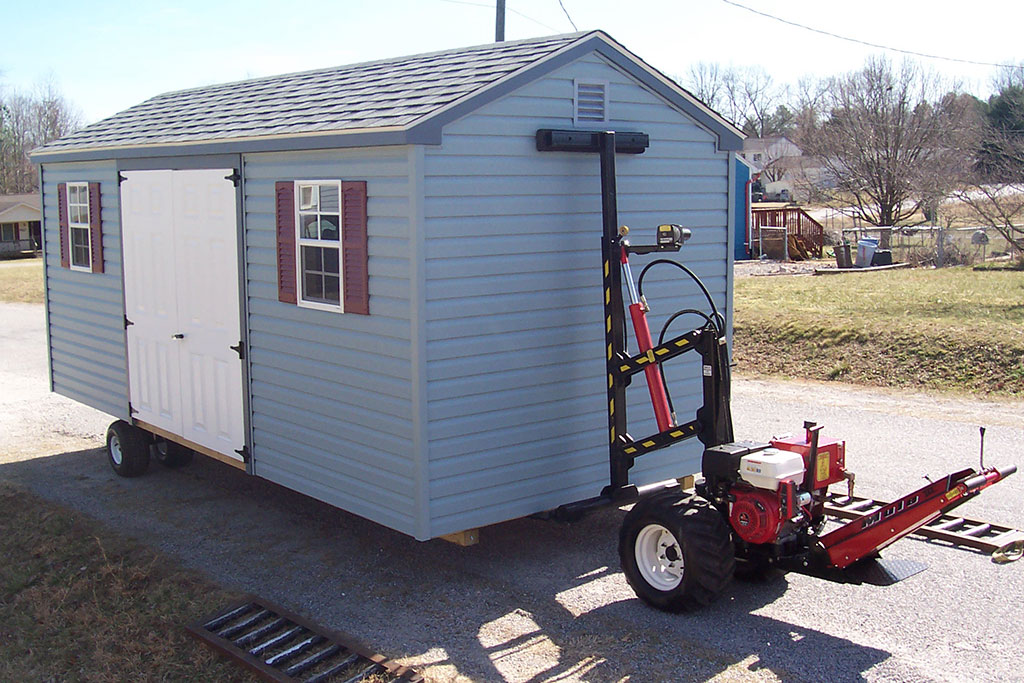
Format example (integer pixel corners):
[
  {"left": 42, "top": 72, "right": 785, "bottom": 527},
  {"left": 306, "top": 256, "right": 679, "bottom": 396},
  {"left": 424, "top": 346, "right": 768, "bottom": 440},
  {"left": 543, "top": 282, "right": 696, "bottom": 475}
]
[{"left": 724, "top": 423, "right": 850, "bottom": 546}]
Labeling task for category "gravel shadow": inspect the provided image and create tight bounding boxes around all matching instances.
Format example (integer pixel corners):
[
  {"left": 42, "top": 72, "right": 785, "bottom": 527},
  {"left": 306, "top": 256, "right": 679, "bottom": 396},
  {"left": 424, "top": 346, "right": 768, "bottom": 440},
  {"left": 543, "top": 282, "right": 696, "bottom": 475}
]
[{"left": 0, "top": 446, "right": 893, "bottom": 682}]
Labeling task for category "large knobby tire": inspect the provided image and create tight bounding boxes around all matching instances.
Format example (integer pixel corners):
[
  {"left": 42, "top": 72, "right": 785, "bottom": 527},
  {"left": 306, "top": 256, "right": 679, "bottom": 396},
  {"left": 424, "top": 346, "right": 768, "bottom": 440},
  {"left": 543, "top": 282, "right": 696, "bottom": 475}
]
[
  {"left": 155, "top": 440, "right": 194, "bottom": 468},
  {"left": 619, "top": 492, "right": 735, "bottom": 611},
  {"left": 106, "top": 420, "right": 151, "bottom": 478}
]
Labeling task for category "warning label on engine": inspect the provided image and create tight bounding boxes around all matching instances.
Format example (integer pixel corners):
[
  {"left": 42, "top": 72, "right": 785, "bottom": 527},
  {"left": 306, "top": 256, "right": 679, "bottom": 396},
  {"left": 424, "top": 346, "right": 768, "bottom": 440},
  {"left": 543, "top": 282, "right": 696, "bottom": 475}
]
[{"left": 817, "top": 453, "right": 830, "bottom": 482}]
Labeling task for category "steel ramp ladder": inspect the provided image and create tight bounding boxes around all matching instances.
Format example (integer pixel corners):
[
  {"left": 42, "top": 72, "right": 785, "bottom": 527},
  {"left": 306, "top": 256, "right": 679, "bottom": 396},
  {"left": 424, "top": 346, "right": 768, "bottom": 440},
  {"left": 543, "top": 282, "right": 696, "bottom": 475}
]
[
  {"left": 825, "top": 492, "right": 1024, "bottom": 561},
  {"left": 188, "top": 596, "right": 423, "bottom": 682}
]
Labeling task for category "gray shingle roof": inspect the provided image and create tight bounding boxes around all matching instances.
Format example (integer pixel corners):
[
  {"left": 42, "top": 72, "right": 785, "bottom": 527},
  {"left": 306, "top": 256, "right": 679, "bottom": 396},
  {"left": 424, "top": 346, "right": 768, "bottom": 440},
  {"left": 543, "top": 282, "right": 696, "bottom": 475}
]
[
  {"left": 37, "top": 32, "right": 591, "bottom": 153},
  {"left": 0, "top": 194, "right": 41, "bottom": 213}
]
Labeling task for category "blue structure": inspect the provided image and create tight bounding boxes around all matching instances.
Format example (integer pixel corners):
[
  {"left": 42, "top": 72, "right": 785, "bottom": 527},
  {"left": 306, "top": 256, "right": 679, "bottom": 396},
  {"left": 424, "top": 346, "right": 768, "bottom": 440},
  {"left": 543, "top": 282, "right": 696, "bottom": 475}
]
[
  {"left": 33, "top": 32, "right": 744, "bottom": 540},
  {"left": 734, "top": 156, "right": 753, "bottom": 261}
]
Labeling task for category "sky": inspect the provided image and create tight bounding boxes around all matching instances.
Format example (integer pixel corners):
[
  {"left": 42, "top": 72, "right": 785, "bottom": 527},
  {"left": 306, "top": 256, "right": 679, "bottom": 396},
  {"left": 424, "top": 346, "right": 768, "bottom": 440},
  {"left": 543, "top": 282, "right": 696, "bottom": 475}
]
[{"left": 1, "top": 0, "right": 1022, "bottom": 125}]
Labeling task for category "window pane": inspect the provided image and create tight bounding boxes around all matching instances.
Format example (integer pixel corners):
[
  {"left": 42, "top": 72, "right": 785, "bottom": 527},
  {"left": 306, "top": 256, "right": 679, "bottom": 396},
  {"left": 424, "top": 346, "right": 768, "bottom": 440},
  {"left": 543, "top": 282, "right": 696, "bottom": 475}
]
[
  {"left": 299, "top": 184, "right": 318, "bottom": 211},
  {"left": 69, "top": 185, "right": 80, "bottom": 204},
  {"left": 71, "top": 226, "right": 89, "bottom": 249},
  {"left": 304, "top": 272, "right": 324, "bottom": 300},
  {"left": 1, "top": 225, "right": 13, "bottom": 241},
  {"left": 319, "top": 185, "right": 339, "bottom": 213},
  {"left": 72, "top": 245, "right": 90, "bottom": 267},
  {"left": 323, "top": 247, "right": 339, "bottom": 275},
  {"left": 301, "top": 214, "right": 319, "bottom": 239},
  {"left": 324, "top": 275, "right": 340, "bottom": 304},
  {"left": 320, "top": 215, "right": 339, "bottom": 241},
  {"left": 302, "top": 245, "right": 322, "bottom": 272},
  {"left": 69, "top": 205, "right": 80, "bottom": 224}
]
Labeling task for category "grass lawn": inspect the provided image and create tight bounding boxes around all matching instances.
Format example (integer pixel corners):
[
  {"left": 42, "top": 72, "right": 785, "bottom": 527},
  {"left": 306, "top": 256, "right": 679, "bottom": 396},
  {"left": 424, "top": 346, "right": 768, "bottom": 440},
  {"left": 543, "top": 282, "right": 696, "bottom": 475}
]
[
  {"left": 0, "top": 258, "right": 44, "bottom": 303},
  {"left": 0, "top": 481, "right": 253, "bottom": 681},
  {"left": 734, "top": 266, "right": 1024, "bottom": 395}
]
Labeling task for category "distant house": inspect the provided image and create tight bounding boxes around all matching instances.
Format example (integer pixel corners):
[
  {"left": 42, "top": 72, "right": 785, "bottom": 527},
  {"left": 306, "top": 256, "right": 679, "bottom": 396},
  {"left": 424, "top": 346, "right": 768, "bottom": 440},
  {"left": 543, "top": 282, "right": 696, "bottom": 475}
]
[
  {"left": 741, "top": 137, "right": 834, "bottom": 201},
  {"left": 741, "top": 136, "right": 801, "bottom": 179},
  {"left": 0, "top": 194, "right": 42, "bottom": 255}
]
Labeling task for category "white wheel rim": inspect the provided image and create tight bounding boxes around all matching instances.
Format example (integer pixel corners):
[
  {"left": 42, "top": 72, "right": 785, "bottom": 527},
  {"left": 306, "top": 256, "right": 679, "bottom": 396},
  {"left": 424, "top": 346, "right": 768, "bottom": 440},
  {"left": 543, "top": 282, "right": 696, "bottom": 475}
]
[
  {"left": 634, "top": 523, "right": 685, "bottom": 591},
  {"left": 109, "top": 435, "right": 123, "bottom": 466}
]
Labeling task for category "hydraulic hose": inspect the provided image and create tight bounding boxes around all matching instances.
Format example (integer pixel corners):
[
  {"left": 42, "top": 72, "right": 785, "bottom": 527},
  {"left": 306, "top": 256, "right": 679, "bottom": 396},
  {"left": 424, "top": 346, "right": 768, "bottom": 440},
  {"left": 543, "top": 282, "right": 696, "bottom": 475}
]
[
  {"left": 637, "top": 259, "right": 725, "bottom": 333},
  {"left": 655, "top": 309, "right": 717, "bottom": 419},
  {"left": 636, "top": 259, "right": 726, "bottom": 420}
]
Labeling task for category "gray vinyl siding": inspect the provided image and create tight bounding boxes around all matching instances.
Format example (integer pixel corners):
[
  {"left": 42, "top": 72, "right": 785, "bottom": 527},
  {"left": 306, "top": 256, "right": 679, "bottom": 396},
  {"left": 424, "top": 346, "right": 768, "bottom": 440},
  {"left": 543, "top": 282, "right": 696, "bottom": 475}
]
[
  {"left": 41, "top": 162, "right": 128, "bottom": 420},
  {"left": 241, "top": 147, "right": 420, "bottom": 536},
  {"left": 422, "top": 54, "right": 730, "bottom": 536}
]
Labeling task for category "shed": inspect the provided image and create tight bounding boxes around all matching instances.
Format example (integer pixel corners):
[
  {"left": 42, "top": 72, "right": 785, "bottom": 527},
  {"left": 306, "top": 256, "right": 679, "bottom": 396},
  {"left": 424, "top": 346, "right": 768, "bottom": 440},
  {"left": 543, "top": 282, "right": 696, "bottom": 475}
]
[{"left": 32, "top": 31, "right": 743, "bottom": 541}]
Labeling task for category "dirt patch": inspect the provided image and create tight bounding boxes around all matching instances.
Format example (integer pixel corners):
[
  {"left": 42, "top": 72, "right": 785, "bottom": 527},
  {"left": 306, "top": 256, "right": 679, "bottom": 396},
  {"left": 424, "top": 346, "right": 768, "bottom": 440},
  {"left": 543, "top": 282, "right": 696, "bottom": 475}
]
[
  {"left": 734, "top": 259, "right": 833, "bottom": 278},
  {"left": 0, "top": 481, "right": 253, "bottom": 682}
]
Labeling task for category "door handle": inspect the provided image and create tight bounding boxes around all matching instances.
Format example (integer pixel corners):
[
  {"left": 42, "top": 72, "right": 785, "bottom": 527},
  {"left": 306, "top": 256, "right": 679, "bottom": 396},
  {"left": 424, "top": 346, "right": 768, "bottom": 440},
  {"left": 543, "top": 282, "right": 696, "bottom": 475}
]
[{"left": 172, "top": 333, "right": 185, "bottom": 339}]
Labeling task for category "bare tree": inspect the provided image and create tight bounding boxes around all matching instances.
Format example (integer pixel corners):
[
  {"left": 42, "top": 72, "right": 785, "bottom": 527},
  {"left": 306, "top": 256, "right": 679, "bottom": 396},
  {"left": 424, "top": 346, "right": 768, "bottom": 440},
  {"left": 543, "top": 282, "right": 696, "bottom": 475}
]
[
  {"left": 949, "top": 85, "right": 1024, "bottom": 253},
  {"left": 0, "top": 77, "right": 82, "bottom": 193},
  {"left": 796, "top": 57, "right": 970, "bottom": 227},
  {"left": 683, "top": 63, "right": 791, "bottom": 138},
  {"left": 686, "top": 62, "right": 725, "bottom": 113}
]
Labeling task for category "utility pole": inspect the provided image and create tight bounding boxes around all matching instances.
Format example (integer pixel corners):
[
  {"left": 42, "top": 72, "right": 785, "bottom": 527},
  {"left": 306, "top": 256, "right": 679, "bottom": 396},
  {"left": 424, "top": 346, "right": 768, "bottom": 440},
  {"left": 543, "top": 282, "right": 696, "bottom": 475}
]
[{"left": 495, "top": 0, "right": 505, "bottom": 42}]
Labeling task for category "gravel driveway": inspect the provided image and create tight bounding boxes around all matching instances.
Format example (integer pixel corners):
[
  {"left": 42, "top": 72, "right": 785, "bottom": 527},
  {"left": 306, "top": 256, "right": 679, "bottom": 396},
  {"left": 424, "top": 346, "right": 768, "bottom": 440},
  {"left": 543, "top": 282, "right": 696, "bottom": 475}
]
[{"left": 2, "top": 301, "right": 1022, "bottom": 682}]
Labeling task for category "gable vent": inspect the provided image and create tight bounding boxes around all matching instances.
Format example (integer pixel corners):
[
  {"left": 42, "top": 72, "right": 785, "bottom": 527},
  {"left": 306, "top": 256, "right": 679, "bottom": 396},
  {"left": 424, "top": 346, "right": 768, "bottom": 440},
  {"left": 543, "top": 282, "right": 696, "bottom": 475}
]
[{"left": 574, "top": 79, "right": 608, "bottom": 126}]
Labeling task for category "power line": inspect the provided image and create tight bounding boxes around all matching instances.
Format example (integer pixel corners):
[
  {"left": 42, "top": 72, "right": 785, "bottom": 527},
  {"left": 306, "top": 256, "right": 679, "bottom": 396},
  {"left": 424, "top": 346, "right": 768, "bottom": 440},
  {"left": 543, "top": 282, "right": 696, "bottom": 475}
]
[
  {"left": 557, "top": 0, "right": 578, "bottom": 31},
  {"left": 720, "top": 0, "right": 1024, "bottom": 70},
  {"left": 436, "top": 0, "right": 562, "bottom": 34}
]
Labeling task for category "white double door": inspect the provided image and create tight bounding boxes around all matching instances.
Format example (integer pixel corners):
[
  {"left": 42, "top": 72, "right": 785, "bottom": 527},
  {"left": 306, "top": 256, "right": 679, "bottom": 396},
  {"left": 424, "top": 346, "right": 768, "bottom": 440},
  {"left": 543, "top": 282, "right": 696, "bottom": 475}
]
[{"left": 121, "top": 169, "right": 245, "bottom": 461}]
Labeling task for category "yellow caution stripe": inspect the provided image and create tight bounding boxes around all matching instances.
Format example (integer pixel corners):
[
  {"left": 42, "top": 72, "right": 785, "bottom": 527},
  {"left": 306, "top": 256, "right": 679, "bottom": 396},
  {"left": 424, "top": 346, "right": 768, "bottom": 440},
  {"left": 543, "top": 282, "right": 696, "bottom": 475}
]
[{"left": 617, "top": 420, "right": 701, "bottom": 457}]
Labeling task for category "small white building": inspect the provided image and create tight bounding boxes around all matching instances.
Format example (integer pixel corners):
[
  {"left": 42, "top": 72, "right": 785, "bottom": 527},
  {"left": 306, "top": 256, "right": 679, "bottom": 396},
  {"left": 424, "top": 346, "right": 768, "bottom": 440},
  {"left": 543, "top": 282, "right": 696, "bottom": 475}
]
[{"left": 740, "top": 136, "right": 801, "bottom": 178}]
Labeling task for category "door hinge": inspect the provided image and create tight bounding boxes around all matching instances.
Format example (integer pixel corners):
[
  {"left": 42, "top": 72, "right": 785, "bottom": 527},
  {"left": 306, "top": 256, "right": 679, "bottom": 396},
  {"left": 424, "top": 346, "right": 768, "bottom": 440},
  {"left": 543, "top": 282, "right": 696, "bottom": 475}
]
[
  {"left": 235, "top": 445, "right": 250, "bottom": 463},
  {"left": 118, "top": 172, "right": 127, "bottom": 184},
  {"left": 230, "top": 340, "right": 246, "bottom": 360},
  {"left": 225, "top": 170, "right": 241, "bottom": 187},
  {"left": 128, "top": 402, "right": 138, "bottom": 416},
  {"left": 124, "top": 315, "right": 134, "bottom": 328}
]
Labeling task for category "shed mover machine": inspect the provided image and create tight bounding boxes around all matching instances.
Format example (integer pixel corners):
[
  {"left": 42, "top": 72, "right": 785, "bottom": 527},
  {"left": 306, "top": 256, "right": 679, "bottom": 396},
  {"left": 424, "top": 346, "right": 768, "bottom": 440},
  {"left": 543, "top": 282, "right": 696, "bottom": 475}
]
[
  {"left": 536, "top": 128, "right": 1016, "bottom": 611},
  {"left": 97, "top": 126, "right": 1017, "bottom": 614}
]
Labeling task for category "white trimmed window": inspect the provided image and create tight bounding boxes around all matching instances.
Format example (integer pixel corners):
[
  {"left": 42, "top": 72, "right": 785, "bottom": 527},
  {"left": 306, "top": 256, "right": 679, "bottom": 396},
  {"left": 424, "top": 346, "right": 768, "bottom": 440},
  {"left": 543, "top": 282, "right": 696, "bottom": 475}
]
[
  {"left": 67, "top": 183, "right": 91, "bottom": 270},
  {"left": 295, "top": 181, "right": 343, "bottom": 311},
  {"left": 574, "top": 79, "right": 608, "bottom": 127},
  {"left": 0, "top": 224, "right": 15, "bottom": 242}
]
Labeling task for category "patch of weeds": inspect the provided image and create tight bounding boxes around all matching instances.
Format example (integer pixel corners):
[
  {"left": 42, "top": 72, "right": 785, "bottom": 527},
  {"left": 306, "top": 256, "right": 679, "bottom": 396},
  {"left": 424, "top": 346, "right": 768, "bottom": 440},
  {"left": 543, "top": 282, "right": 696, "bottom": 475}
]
[
  {"left": 0, "top": 482, "right": 254, "bottom": 681},
  {"left": 827, "top": 360, "right": 852, "bottom": 380}
]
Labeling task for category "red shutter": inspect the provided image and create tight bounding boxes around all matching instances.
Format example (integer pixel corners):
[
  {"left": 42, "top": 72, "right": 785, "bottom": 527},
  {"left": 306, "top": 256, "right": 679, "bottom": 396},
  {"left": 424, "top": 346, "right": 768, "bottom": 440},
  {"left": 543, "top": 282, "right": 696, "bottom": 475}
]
[
  {"left": 88, "top": 182, "right": 104, "bottom": 273},
  {"left": 341, "top": 181, "right": 369, "bottom": 315},
  {"left": 275, "top": 181, "right": 297, "bottom": 304},
  {"left": 57, "top": 183, "right": 69, "bottom": 268}
]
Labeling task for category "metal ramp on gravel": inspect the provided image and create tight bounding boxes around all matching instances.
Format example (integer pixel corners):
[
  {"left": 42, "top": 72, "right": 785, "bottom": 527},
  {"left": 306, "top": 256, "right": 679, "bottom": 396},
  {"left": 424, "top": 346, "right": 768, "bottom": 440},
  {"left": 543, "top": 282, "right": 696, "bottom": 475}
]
[
  {"left": 187, "top": 597, "right": 423, "bottom": 682},
  {"left": 825, "top": 492, "right": 1024, "bottom": 561}
]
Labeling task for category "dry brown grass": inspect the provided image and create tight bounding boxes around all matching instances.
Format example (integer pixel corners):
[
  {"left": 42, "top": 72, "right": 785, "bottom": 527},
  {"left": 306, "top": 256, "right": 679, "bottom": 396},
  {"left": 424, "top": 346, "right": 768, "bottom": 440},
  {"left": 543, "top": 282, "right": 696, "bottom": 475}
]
[
  {"left": 0, "top": 481, "right": 254, "bottom": 682},
  {"left": 734, "top": 266, "right": 1024, "bottom": 395},
  {"left": 0, "top": 258, "right": 44, "bottom": 303}
]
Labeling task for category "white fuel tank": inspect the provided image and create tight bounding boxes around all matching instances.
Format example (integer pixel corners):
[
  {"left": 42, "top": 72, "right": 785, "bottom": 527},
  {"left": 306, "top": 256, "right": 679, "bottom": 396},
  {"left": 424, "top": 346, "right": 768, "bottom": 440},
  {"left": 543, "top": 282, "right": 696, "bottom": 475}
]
[{"left": 739, "top": 448, "right": 805, "bottom": 491}]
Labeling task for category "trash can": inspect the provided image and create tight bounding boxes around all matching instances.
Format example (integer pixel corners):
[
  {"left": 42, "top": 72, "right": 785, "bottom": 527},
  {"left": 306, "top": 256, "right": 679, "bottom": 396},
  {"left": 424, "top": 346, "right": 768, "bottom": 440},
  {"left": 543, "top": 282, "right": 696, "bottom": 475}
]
[
  {"left": 871, "top": 249, "right": 893, "bottom": 267},
  {"left": 856, "top": 239, "right": 879, "bottom": 267},
  {"left": 835, "top": 243, "right": 853, "bottom": 268}
]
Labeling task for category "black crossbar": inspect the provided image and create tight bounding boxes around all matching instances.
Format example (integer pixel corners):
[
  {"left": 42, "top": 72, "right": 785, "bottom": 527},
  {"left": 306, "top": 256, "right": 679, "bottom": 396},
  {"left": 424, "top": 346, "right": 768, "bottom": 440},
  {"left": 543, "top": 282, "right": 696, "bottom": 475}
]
[{"left": 536, "top": 128, "right": 649, "bottom": 154}]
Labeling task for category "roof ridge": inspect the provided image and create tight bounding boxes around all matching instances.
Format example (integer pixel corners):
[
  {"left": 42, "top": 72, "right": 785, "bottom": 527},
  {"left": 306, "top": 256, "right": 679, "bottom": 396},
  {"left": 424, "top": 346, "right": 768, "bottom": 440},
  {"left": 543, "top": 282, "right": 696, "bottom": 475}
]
[
  {"left": 32, "top": 29, "right": 744, "bottom": 160},
  {"left": 147, "top": 31, "right": 597, "bottom": 103}
]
